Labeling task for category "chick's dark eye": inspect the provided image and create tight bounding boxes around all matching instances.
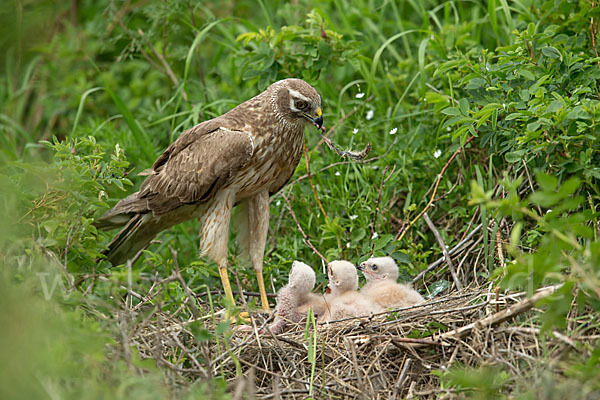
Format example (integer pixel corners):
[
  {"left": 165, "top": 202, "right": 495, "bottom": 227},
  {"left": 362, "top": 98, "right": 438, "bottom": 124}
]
[
  {"left": 371, "top": 264, "right": 378, "bottom": 271},
  {"left": 295, "top": 100, "right": 308, "bottom": 110}
]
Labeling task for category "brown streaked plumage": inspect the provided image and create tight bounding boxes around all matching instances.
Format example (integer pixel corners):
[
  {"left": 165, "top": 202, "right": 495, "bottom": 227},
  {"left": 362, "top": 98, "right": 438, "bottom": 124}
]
[{"left": 95, "top": 78, "right": 324, "bottom": 311}]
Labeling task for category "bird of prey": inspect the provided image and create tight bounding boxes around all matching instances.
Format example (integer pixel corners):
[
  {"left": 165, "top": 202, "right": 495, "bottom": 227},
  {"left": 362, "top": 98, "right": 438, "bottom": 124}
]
[{"left": 96, "top": 78, "right": 323, "bottom": 312}]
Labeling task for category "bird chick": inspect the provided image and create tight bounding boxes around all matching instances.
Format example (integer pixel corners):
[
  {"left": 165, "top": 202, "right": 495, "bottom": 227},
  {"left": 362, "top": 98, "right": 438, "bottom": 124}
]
[
  {"left": 358, "top": 256, "right": 424, "bottom": 309},
  {"left": 321, "top": 260, "right": 383, "bottom": 321},
  {"left": 269, "top": 261, "right": 326, "bottom": 334}
]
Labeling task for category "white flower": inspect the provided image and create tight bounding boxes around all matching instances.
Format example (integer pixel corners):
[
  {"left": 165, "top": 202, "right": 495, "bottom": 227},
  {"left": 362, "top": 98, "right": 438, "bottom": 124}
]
[
  {"left": 335, "top": 171, "right": 341, "bottom": 176},
  {"left": 355, "top": 92, "right": 365, "bottom": 99},
  {"left": 366, "top": 110, "right": 374, "bottom": 120},
  {"left": 446, "top": 126, "right": 451, "bottom": 132},
  {"left": 423, "top": 98, "right": 427, "bottom": 102},
  {"left": 389, "top": 127, "right": 397, "bottom": 135},
  {"left": 547, "top": 209, "right": 552, "bottom": 214},
  {"left": 371, "top": 232, "right": 378, "bottom": 239},
  {"left": 346, "top": 242, "right": 351, "bottom": 248},
  {"left": 349, "top": 215, "right": 358, "bottom": 220},
  {"left": 502, "top": 103, "right": 506, "bottom": 108},
  {"left": 276, "top": 200, "right": 281, "bottom": 206},
  {"left": 433, "top": 149, "right": 442, "bottom": 158},
  {"left": 352, "top": 128, "right": 359, "bottom": 134}
]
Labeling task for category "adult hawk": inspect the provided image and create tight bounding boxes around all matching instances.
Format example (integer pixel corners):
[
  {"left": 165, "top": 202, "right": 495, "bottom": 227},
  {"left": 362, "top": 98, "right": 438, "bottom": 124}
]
[{"left": 96, "top": 78, "right": 323, "bottom": 312}]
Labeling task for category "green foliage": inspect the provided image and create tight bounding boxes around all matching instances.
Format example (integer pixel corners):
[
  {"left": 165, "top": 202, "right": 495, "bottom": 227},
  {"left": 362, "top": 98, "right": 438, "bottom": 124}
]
[
  {"left": 1, "top": 136, "right": 132, "bottom": 272},
  {"left": 237, "top": 10, "right": 360, "bottom": 86},
  {"left": 437, "top": 365, "right": 511, "bottom": 399},
  {"left": 438, "top": 12, "right": 600, "bottom": 184},
  {"left": 472, "top": 172, "right": 599, "bottom": 333},
  {"left": 2, "top": 0, "right": 600, "bottom": 398}
]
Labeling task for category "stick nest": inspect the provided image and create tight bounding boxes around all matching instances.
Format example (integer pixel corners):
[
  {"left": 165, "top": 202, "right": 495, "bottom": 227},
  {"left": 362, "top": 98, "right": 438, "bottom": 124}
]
[{"left": 126, "top": 284, "right": 597, "bottom": 399}]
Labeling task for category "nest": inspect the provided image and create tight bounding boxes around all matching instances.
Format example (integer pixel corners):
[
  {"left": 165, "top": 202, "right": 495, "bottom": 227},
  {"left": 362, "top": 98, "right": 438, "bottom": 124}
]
[{"left": 126, "top": 282, "right": 596, "bottom": 399}]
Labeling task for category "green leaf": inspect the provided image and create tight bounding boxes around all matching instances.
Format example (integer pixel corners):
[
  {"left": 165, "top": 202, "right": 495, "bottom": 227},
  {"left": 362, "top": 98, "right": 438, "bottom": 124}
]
[
  {"left": 527, "top": 120, "right": 541, "bottom": 131},
  {"left": 541, "top": 46, "right": 562, "bottom": 60},
  {"left": 516, "top": 69, "right": 535, "bottom": 81},
  {"left": 537, "top": 173, "right": 558, "bottom": 192},
  {"left": 441, "top": 107, "right": 461, "bottom": 116},
  {"left": 427, "top": 280, "right": 450, "bottom": 298},
  {"left": 465, "top": 77, "right": 486, "bottom": 89},
  {"left": 557, "top": 177, "right": 581, "bottom": 198},
  {"left": 458, "top": 98, "right": 470, "bottom": 115},
  {"left": 505, "top": 149, "right": 525, "bottom": 163}
]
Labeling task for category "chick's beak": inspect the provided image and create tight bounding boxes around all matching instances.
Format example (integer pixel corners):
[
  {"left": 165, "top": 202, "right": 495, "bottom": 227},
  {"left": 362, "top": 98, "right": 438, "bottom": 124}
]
[
  {"left": 357, "top": 263, "right": 365, "bottom": 271},
  {"left": 312, "top": 107, "right": 323, "bottom": 129}
]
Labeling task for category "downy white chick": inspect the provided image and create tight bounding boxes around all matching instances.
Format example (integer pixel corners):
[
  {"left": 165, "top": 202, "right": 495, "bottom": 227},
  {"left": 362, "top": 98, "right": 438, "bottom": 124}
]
[
  {"left": 269, "top": 261, "right": 327, "bottom": 333},
  {"left": 358, "top": 256, "right": 424, "bottom": 309},
  {"left": 321, "top": 260, "right": 383, "bottom": 321}
]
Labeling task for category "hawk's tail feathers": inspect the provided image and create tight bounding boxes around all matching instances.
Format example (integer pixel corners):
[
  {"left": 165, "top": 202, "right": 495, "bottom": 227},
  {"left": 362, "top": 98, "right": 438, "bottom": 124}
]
[
  {"left": 101, "top": 213, "right": 161, "bottom": 266},
  {"left": 94, "top": 191, "right": 149, "bottom": 231}
]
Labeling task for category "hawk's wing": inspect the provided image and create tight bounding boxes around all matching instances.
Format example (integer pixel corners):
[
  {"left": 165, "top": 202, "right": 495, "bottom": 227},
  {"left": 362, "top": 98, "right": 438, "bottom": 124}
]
[{"left": 137, "top": 126, "right": 254, "bottom": 215}]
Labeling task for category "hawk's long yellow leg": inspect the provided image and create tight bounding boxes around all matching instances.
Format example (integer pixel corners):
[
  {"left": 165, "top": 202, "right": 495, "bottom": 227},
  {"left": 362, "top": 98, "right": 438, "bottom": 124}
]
[
  {"left": 255, "top": 267, "right": 270, "bottom": 312},
  {"left": 248, "top": 190, "right": 271, "bottom": 312},
  {"left": 218, "top": 263, "right": 236, "bottom": 307}
]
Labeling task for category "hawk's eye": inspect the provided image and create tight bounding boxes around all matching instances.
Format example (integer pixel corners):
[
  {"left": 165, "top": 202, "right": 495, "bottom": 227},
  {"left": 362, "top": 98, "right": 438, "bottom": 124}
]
[
  {"left": 371, "top": 264, "right": 378, "bottom": 271},
  {"left": 295, "top": 100, "right": 308, "bottom": 110}
]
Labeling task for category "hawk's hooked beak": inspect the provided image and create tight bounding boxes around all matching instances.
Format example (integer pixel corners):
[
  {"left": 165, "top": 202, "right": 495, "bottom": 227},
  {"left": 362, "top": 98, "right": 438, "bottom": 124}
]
[{"left": 311, "top": 107, "right": 323, "bottom": 130}]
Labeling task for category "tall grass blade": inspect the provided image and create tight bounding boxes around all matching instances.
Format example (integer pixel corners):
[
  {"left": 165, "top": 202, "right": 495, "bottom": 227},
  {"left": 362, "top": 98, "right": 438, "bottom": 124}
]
[{"left": 71, "top": 87, "right": 103, "bottom": 136}]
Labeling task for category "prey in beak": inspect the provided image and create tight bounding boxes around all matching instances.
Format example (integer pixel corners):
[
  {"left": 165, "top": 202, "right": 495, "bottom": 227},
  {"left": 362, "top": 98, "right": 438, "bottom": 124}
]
[{"left": 305, "top": 107, "right": 324, "bottom": 132}]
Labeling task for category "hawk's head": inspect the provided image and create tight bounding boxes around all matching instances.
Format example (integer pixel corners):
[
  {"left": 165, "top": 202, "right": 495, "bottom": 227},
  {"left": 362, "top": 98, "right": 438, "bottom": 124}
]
[{"left": 271, "top": 78, "right": 323, "bottom": 130}]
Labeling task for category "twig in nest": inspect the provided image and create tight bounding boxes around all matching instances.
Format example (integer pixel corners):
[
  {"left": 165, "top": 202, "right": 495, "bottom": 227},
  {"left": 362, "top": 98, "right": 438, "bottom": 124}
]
[
  {"left": 169, "top": 246, "right": 201, "bottom": 318},
  {"left": 407, "top": 284, "right": 563, "bottom": 348},
  {"left": 320, "top": 134, "right": 372, "bottom": 161},
  {"left": 411, "top": 223, "right": 482, "bottom": 284},
  {"left": 195, "top": 289, "right": 277, "bottom": 298},
  {"left": 423, "top": 212, "right": 462, "bottom": 291}
]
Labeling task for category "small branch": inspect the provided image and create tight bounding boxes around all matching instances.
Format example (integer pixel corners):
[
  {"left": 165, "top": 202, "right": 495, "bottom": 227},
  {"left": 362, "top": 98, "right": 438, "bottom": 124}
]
[
  {"left": 320, "top": 136, "right": 372, "bottom": 161},
  {"left": 396, "top": 135, "right": 475, "bottom": 243},
  {"left": 423, "top": 212, "right": 462, "bottom": 290},
  {"left": 137, "top": 28, "right": 189, "bottom": 102},
  {"left": 195, "top": 289, "right": 277, "bottom": 299},
  {"left": 287, "top": 136, "right": 399, "bottom": 188},
  {"left": 281, "top": 192, "right": 328, "bottom": 263},
  {"left": 522, "top": 159, "right": 543, "bottom": 216},
  {"left": 312, "top": 94, "right": 375, "bottom": 155},
  {"left": 408, "top": 284, "right": 563, "bottom": 348},
  {"left": 411, "top": 223, "right": 482, "bottom": 284},
  {"left": 169, "top": 246, "right": 200, "bottom": 318}
]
